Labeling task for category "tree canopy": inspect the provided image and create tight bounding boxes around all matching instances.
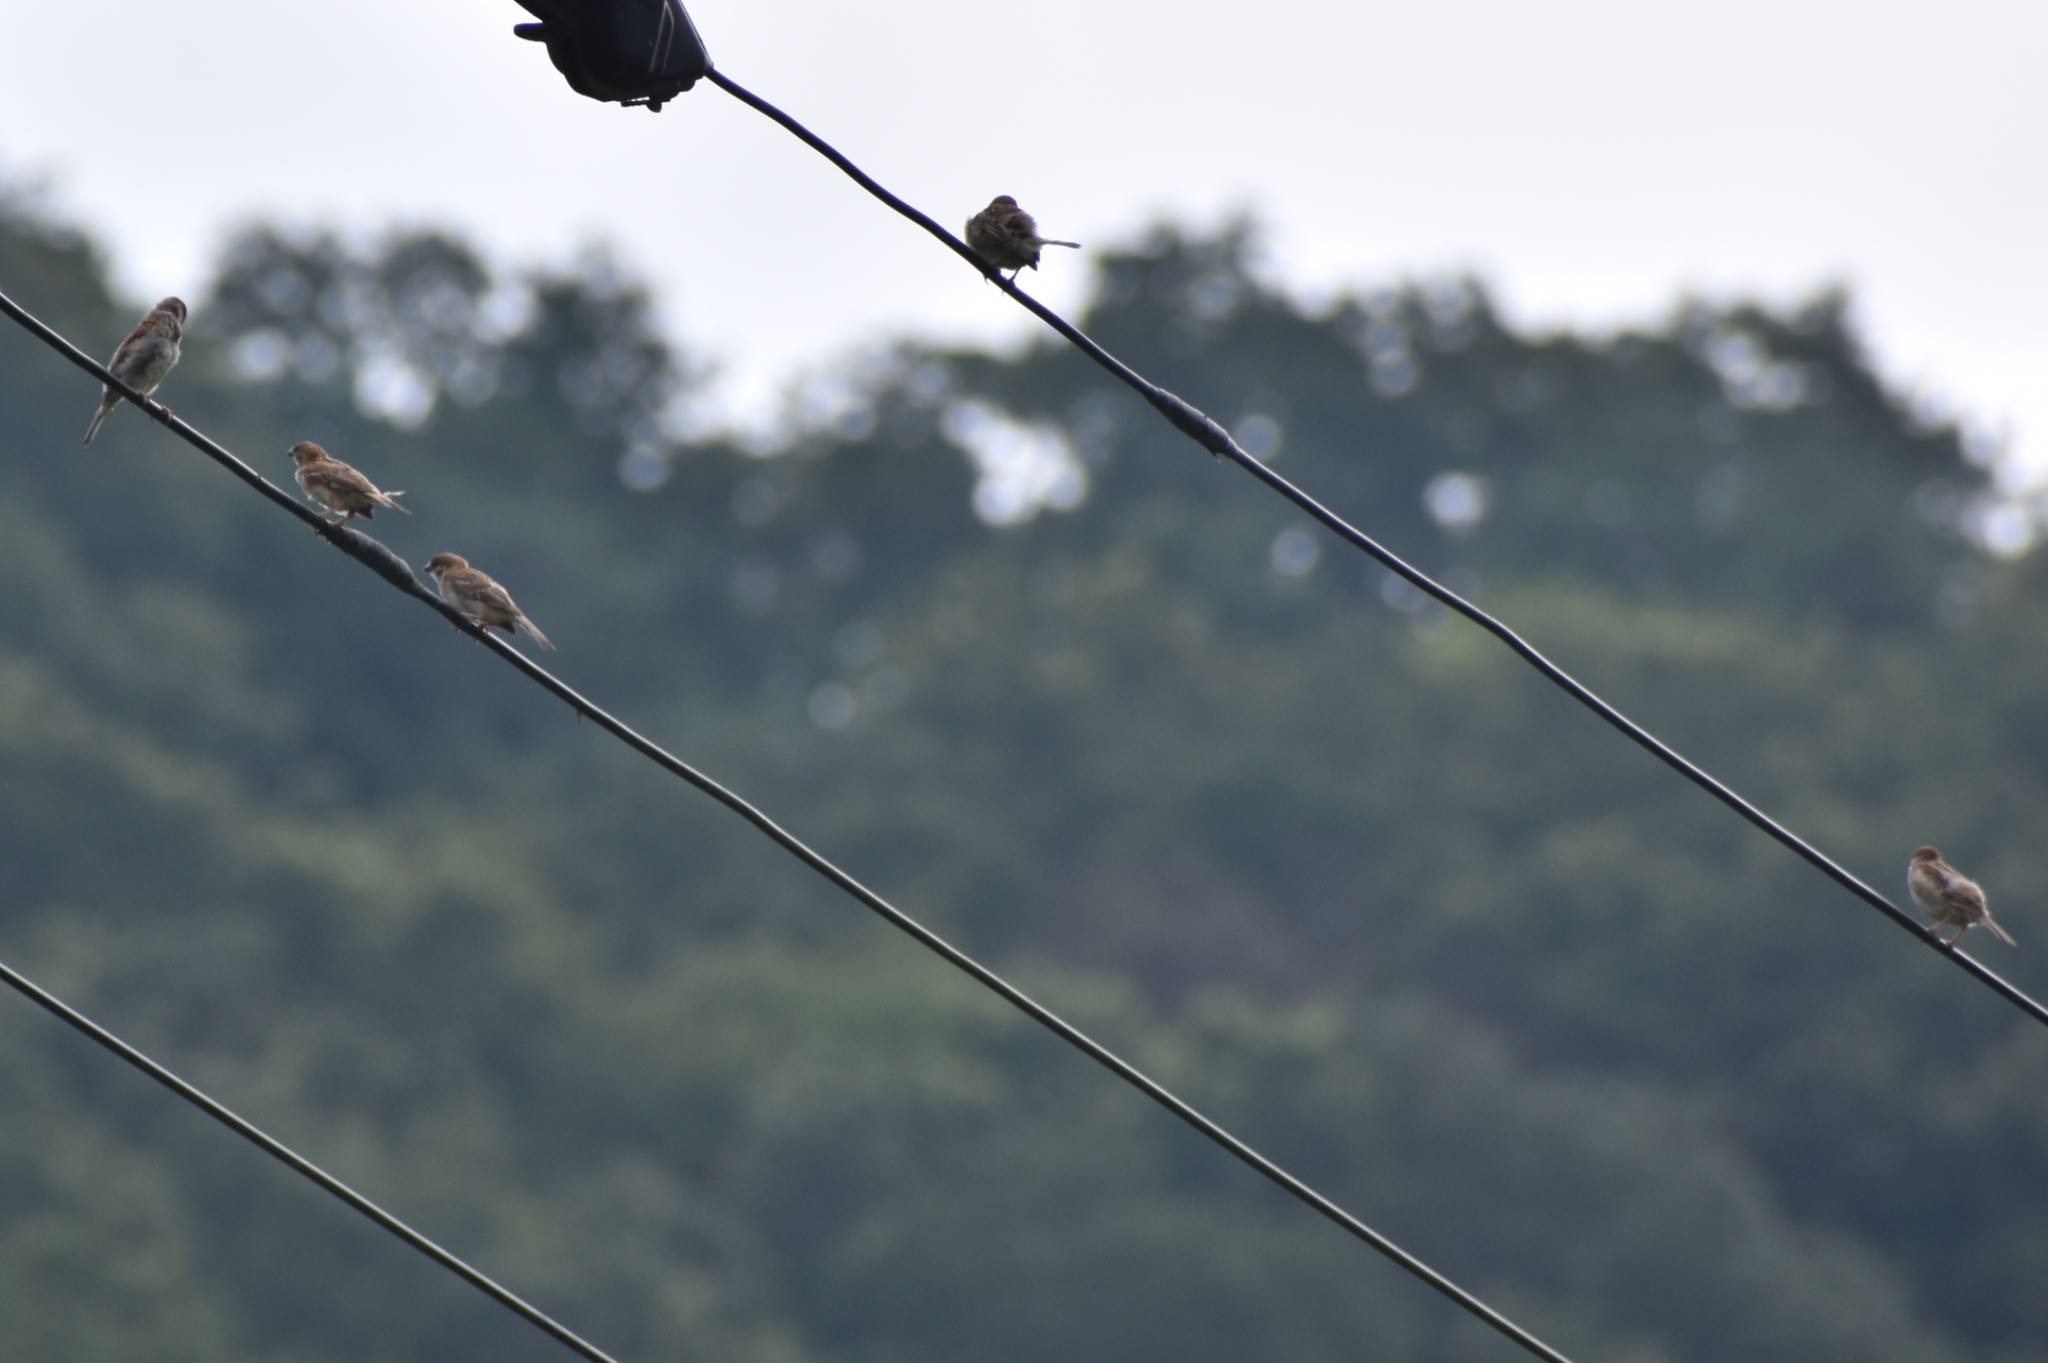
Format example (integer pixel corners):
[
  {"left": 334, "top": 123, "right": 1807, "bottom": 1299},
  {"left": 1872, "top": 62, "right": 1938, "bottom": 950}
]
[{"left": 0, "top": 189, "right": 2041, "bottom": 1363}]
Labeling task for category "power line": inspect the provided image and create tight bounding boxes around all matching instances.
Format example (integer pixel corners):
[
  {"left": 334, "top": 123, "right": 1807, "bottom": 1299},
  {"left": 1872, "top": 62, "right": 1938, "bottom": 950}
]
[
  {"left": 704, "top": 69, "right": 2048, "bottom": 1030},
  {"left": 0, "top": 952, "right": 623, "bottom": 1363},
  {"left": 0, "top": 285, "right": 1578, "bottom": 1363}
]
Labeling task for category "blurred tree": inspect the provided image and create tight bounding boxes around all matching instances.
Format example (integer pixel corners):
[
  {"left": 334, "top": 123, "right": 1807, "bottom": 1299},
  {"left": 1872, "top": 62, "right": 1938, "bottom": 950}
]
[{"left": 0, "top": 178, "right": 2038, "bottom": 1363}]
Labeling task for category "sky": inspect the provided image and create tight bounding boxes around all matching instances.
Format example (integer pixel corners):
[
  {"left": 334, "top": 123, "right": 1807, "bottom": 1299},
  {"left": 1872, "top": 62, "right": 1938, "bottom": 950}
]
[{"left": 3, "top": 1, "right": 2043, "bottom": 485}]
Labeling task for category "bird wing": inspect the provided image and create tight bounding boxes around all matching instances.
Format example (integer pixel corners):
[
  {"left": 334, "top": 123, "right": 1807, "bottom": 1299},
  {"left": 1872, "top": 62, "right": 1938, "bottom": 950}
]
[
  {"left": 107, "top": 327, "right": 151, "bottom": 373},
  {"left": 452, "top": 569, "right": 521, "bottom": 618},
  {"left": 108, "top": 314, "right": 180, "bottom": 395},
  {"left": 307, "top": 461, "right": 378, "bottom": 499},
  {"left": 1942, "top": 879, "right": 1988, "bottom": 916}
]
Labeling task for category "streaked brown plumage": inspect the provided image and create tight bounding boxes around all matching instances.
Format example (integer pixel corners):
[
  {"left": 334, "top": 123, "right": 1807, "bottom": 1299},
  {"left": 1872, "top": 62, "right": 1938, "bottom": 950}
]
[
  {"left": 965, "top": 195, "right": 1079, "bottom": 281},
  {"left": 1907, "top": 846, "right": 2015, "bottom": 948},
  {"left": 83, "top": 296, "right": 186, "bottom": 446},
  {"left": 288, "top": 441, "right": 409, "bottom": 526},
  {"left": 424, "top": 553, "right": 554, "bottom": 651}
]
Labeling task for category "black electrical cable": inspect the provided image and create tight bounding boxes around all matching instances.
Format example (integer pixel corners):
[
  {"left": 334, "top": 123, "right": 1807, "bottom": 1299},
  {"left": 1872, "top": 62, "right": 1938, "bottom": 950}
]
[
  {"left": 703, "top": 68, "right": 2048, "bottom": 1030},
  {"left": 0, "top": 285, "right": 1577, "bottom": 1363},
  {"left": 0, "top": 953, "right": 623, "bottom": 1363}
]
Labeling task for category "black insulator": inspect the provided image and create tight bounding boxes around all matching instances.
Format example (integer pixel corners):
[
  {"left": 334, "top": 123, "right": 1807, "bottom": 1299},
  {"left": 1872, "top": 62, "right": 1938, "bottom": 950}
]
[{"left": 510, "top": 0, "right": 711, "bottom": 111}]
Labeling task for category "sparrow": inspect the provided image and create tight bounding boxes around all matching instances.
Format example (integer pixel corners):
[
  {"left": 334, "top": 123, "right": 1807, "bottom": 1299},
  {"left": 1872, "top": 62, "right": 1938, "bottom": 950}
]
[
  {"left": 965, "top": 195, "right": 1079, "bottom": 281},
  {"left": 1907, "top": 846, "right": 2016, "bottom": 948},
  {"left": 83, "top": 296, "right": 186, "bottom": 446},
  {"left": 424, "top": 553, "right": 555, "bottom": 650},
  {"left": 287, "top": 441, "right": 410, "bottom": 527}
]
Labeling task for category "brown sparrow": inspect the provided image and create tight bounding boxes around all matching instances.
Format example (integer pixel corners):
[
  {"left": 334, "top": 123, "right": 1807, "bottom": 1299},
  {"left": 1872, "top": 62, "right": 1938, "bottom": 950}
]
[
  {"left": 1907, "top": 847, "right": 2016, "bottom": 948},
  {"left": 965, "top": 195, "right": 1079, "bottom": 281},
  {"left": 83, "top": 296, "right": 186, "bottom": 446},
  {"left": 424, "top": 553, "right": 555, "bottom": 650},
  {"left": 287, "top": 441, "right": 410, "bottom": 527}
]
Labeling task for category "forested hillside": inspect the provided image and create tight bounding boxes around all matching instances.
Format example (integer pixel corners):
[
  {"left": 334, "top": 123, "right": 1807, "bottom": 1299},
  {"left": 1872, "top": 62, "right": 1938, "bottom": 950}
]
[{"left": 2, "top": 190, "right": 2041, "bottom": 1363}]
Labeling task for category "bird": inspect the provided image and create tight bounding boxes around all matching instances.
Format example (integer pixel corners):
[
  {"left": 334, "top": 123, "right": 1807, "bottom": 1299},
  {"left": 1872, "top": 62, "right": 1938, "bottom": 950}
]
[
  {"left": 287, "top": 441, "right": 410, "bottom": 528},
  {"left": 424, "top": 553, "right": 555, "bottom": 650},
  {"left": 964, "top": 195, "right": 1079, "bottom": 282},
  {"left": 1907, "top": 846, "right": 2016, "bottom": 948},
  {"left": 83, "top": 296, "right": 186, "bottom": 446}
]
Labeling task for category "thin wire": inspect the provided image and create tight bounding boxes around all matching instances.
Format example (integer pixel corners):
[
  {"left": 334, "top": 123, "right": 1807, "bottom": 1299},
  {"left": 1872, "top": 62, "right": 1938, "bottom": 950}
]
[
  {"left": 0, "top": 285, "right": 1576, "bottom": 1363},
  {"left": 705, "top": 69, "right": 2048, "bottom": 1031},
  {"left": 0, "top": 954, "right": 622, "bottom": 1363}
]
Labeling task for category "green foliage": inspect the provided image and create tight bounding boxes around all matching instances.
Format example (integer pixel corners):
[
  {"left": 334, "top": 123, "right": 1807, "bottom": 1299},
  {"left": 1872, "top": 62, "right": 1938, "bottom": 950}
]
[{"left": 0, "top": 185, "right": 2039, "bottom": 1363}]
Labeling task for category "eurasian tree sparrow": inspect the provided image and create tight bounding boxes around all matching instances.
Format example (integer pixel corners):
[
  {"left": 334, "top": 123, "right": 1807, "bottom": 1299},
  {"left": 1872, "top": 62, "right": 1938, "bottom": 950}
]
[
  {"left": 1907, "top": 846, "right": 2016, "bottom": 948},
  {"left": 83, "top": 297, "right": 186, "bottom": 446},
  {"left": 287, "top": 441, "right": 410, "bottom": 526},
  {"left": 965, "top": 196, "right": 1079, "bottom": 282},
  {"left": 424, "top": 553, "right": 555, "bottom": 650}
]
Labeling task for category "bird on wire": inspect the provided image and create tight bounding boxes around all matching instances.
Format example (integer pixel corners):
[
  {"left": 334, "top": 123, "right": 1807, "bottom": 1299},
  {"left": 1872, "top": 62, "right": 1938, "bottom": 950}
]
[
  {"left": 287, "top": 440, "right": 410, "bottom": 528},
  {"left": 965, "top": 195, "right": 1079, "bottom": 283},
  {"left": 425, "top": 553, "right": 555, "bottom": 651},
  {"left": 83, "top": 296, "right": 186, "bottom": 445},
  {"left": 1908, "top": 846, "right": 2016, "bottom": 948}
]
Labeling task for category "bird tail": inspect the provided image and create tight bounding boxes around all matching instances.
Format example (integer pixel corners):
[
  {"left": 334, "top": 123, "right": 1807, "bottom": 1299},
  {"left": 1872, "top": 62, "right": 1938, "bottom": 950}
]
[
  {"left": 1983, "top": 915, "right": 2017, "bottom": 948},
  {"left": 517, "top": 615, "right": 555, "bottom": 651},
  {"left": 1044, "top": 239, "right": 1081, "bottom": 249},
  {"left": 82, "top": 391, "right": 120, "bottom": 446},
  {"left": 382, "top": 490, "right": 412, "bottom": 515}
]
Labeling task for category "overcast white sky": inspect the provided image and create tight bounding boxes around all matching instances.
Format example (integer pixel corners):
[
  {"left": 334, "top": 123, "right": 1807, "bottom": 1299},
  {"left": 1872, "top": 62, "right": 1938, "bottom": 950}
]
[{"left": 3, "top": 1, "right": 2042, "bottom": 480}]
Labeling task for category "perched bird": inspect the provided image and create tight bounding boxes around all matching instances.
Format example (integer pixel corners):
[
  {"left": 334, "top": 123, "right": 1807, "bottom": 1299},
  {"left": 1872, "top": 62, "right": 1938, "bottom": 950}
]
[
  {"left": 1907, "top": 846, "right": 2016, "bottom": 948},
  {"left": 424, "top": 553, "right": 555, "bottom": 650},
  {"left": 83, "top": 296, "right": 187, "bottom": 446},
  {"left": 965, "top": 195, "right": 1079, "bottom": 281},
  {"left": 287, "top": 440, "right": 409, "bottom": 527}
]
